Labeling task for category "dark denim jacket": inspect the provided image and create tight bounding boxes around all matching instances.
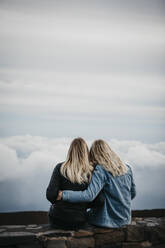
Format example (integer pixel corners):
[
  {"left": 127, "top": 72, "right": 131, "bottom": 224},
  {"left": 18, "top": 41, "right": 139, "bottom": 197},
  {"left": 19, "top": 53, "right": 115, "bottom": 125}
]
[{"left": 63, "top": 164, "right": 136, "bottom": 228}]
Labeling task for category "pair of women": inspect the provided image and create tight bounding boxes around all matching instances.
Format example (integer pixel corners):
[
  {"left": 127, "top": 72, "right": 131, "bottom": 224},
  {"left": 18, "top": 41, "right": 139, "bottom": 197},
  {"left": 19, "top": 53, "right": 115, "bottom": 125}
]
[{"left": 46, "top": 138, "right": 136, "bottom": 229}]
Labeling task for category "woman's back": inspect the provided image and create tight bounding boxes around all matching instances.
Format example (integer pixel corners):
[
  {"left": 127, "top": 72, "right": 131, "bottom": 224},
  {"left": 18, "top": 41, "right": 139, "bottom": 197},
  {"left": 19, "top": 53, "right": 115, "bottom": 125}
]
[
  {"left": 47, "top": 162, "right": 104, "bottom": 229},
  {"left": 62, "top": 163, "right": 136, "bottom": 228},
  {"left": 46, "top": 163, "right": 89, "bottom": 229},
  {"left": 88, "top": 164, "right": 136, "bottom": 227},
  {"left": 46, "top": 137, "right": 94, "bottom": 229}
]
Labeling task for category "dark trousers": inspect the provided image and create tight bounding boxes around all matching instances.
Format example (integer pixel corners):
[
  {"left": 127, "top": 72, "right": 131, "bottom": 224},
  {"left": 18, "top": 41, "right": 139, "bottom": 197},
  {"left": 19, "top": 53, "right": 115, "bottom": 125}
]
[{"left": 48, "top": 206, "right": 88, "bottom": 230}]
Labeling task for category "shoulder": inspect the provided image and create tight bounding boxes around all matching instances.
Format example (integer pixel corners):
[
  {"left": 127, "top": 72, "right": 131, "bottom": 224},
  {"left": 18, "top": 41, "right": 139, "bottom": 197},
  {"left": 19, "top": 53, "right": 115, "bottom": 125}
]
[
  {"left": 125, "top": 163, "right": 134, "bottom": 175},
  {"left": 125, "top": 163, "right": 133, "bottom": 170},
  {"left": 52, "top": 162, "right": 63, "bottom": 174},
  {"left": 95, "top": 164, "right": 104, "bottom": 171},
  {"left": 55, "top": 162, "right": 63, "bottom": 169},
  {"left": 94, "top": 164, "right": 107, "bottom": 178}
]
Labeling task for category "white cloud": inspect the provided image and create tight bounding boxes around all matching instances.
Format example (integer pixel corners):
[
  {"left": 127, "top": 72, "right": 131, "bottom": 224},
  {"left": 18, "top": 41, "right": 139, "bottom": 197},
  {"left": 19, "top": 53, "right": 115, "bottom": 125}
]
[
  {"left": 1, "top": 135, "right": 165, "bottom": 181},
  {"left": 0, "top": 70, "right": 164, "bottom": 120},
  {"left": 0, "top": 143, "right": 19, "bottom": 181},
  {"left": 0, "top": 135, "right": 71, "bottom": 181},
  {"left": 110, "top": 139, "right": 165, "bottom": 168},
  {"left": 0, "top": 135, "right": 165, "bottom": 211}
]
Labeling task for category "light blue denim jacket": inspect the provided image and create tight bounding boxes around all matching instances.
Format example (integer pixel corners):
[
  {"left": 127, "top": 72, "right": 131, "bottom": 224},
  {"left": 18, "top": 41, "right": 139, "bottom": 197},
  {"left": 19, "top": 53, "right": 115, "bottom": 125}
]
[{"left": 63, "top": 164, "right": 136, "bottom": 228}]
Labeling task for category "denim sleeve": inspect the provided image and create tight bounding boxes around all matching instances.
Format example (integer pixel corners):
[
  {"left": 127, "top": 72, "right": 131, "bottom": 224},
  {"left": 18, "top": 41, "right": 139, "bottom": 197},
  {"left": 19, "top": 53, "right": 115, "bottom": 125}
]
[
  {"left": 87, "top": 190, "right": 105, "bottom": 208},
  {"left": 63, "top": 165, "right": 106, "bottom": 203},
  {"left": 130, "top": 168, "right": 136, "bottom": 200}
]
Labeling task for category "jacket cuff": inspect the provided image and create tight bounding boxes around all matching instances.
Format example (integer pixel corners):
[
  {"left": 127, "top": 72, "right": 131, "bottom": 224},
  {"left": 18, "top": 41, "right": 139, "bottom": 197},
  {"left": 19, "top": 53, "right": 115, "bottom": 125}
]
[{"left": 62, "top": 191, "right": 68, "bottom": 201}]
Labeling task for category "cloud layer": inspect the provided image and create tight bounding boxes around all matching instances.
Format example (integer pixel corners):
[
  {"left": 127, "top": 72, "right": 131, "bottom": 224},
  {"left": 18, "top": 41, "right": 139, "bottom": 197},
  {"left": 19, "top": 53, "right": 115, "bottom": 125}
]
[
  {"left": 0, "top": 0, "right": 165, "bottom": 142},
  {"left": 0, "top": 135, "right": 165, "bottom": 212}
]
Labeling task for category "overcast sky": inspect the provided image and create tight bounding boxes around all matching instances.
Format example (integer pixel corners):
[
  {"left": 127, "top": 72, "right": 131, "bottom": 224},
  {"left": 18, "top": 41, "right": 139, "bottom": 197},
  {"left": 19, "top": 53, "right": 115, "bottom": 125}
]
[
  {"left": 0, "top": 0, "right": 165, "bottom": 211},
  {"left": 0, "top": 0, "right": 165, "bottom": 141}
]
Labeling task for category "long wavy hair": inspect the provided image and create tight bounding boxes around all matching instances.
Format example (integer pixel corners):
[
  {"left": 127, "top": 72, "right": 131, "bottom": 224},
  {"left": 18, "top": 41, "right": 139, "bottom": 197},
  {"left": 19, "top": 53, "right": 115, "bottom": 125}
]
[
  {"left": 89, "top": 139, "right": 128, "bottom": 176},
  {"left": 60, "top": 138, "right": 93, "bottom": 184}
]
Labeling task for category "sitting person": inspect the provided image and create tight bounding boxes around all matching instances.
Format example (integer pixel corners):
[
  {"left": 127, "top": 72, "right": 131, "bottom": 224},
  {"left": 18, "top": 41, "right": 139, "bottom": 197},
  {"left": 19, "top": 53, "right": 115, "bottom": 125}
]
[
  {"left": 46, "top": 137, "right": 104, "bottom": 230},
  {"left": 57, "top": 139, "right": 136, "bottom": 228}
]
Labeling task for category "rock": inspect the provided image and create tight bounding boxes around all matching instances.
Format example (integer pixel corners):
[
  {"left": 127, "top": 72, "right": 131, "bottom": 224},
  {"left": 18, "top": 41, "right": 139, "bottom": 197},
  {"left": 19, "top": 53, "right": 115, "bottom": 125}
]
[
  {"left": 17, "top": 242, "right": 41, "bottom": 248},
  {"left": 141, "top": 241, "right": 152, "bottom": 247},
  {"left": 126, "top": 226, "right": 145, "bottom": 241},
  {"left": 0, "top": 226, "right": 26, "bottom": 229},
  {"left": 0, "top": 231, "right": 36, "bottom": 246},
  {"left": 152, "top": 245, "right": 165, "bottom": 248},
  {"left": 0, "top": 226, "right": 26, "bottom": 232},
  {"left": 145, "top": 226, "right": 165, "bottom": 244},
  {"left": 136, "top": 221, "right": 148, "bottom": 226},
  {"left": 0, "top": 216, "right": 165, "bottom": 248},
  {"left": 46, "top": 237, "right": 67, "bottom": 248},
  {"left": 123, "top": 241, "right": 152, "bottom": 248},
  {"left": 37, "top": 229, "right": 74, "bottom": 238},
  {"left": 66, "top": 237, "right": 94, "bottom": 248},
  {"left": 96, "top": 243, "right": 122, "bottom": 248},
  {"left": 95, "top": 228, "right": 125, "bottom": 247},
  {"left": 146, "top": 222, "right": 159, "bottom": 227},
  {"left": 134, "top": 218, "right": 143, "bottom": 221},
  {"left": 73, "top": 229, "right": 94, "bottom": 237},
  {"left": 26, "top": 226, "right": 43, "bottom": 232},
  {"left": 27, "top": 225, "right": 37, "bottom": 228}
]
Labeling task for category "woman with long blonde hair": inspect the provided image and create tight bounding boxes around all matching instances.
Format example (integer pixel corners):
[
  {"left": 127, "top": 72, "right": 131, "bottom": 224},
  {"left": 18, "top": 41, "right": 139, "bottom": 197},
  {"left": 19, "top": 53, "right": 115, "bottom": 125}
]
[
  {"left": 58, "top": 139, "right": 136, "bottom": 228},
  {"left": 89, "top": 139, "right": 128, "bottom": 176},
  {"left": 46, "top": 137, "right": 104, "bottom": 229}
]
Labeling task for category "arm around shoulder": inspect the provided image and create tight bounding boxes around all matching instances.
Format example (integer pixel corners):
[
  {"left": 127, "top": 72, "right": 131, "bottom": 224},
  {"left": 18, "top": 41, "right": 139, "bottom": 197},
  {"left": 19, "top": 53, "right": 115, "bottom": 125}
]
[{"left": 63, "top": 165, "right": 106, "bottom": 203}]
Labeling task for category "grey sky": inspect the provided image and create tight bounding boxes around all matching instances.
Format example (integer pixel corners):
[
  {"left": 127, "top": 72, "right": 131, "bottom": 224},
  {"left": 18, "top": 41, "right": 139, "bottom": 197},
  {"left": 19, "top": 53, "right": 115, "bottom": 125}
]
[{"left": 0, "top": 0, "right": 165, "bottom": 141}]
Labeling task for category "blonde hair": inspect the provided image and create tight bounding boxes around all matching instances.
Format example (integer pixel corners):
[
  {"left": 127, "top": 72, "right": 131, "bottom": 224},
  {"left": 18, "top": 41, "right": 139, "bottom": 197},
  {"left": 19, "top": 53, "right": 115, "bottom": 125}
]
[
  {"left": 89, "top": 139, "right": 128, "bottom": 176},
  {"left": 60, "top": 138, "right": 93, "bottom": 184}
]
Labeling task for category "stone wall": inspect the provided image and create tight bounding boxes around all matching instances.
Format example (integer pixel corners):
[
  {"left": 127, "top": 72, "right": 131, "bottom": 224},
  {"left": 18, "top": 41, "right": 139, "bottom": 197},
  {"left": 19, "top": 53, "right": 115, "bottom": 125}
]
[
  {"left": 0, "top": 217, "right": 165, "bottom": 248},
  {"left": 1, "top": 209, "right": 165, "bottom": 226}
]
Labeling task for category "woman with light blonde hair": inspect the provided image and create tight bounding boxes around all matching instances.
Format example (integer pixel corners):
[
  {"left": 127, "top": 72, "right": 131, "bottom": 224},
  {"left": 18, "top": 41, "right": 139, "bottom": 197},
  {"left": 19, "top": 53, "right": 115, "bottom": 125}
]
[
  {"left": 46, "top": 137, "right": 104, "bottom": 229},
  {"left": 89, "top": 139, "right": 128, "bottom": 176},
  {"left": 60, "top": 137, "right": 93, "bottom": 184},
  {"left": 58, "top": 139, "right": 136, "bottom": 228}
]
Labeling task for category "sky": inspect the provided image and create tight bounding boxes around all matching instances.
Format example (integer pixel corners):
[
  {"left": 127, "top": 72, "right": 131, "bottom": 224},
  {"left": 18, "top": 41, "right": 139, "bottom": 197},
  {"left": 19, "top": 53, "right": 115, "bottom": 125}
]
[{"left": 0, "top": 0, "right": 165, "bottom": 211}]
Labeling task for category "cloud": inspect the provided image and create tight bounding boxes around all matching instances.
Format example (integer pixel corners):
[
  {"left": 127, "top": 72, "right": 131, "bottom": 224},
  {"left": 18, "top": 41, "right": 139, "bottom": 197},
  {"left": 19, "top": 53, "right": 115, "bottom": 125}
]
[
  {"left": 0, "top": 1, "right": 164, "bottom": 142},
  {"left": 0, "top": 143, "right": 19, "bottom": 181},
  {"left": 0, "top": 135, "right": 165, "bottom": 211},
  {"left": 0, "top": 135, "right": 71, "bottom": 181},
  {"left": 0, "top": 70, "right": 164, "bottom": 118},
  {"left": 0, "top": 136, "right": 71, "bottom": 212},
  {"left": 0, "top": 70, "right": 164, "bottom": 143},
  {"left": 0, "top": 0, "right": 164, "bottom": 74},
  {"left": 110, "top": 139, "right": 165, "bottom": 168}
]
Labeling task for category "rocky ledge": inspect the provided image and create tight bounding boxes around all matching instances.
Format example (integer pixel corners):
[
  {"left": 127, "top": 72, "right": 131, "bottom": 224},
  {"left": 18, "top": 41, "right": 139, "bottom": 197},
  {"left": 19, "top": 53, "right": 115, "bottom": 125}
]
[{"left": 0, "top": 217, "right": 165, "bottom": 248}]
